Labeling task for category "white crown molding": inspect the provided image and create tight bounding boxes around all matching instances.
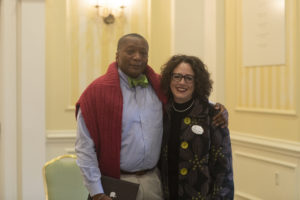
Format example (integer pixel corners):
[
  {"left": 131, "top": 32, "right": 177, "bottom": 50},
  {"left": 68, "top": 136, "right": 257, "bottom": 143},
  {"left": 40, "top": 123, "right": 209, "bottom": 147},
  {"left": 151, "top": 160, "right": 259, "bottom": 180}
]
[{"left": 231, "top": 131, "right": 300, "bottom": 158}]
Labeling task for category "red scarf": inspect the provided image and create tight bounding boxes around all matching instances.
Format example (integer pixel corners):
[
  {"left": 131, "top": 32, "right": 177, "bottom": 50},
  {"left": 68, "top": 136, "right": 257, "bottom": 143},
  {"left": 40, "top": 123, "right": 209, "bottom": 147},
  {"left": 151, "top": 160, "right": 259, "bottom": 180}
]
[{"left": 76, "top": 62, "right": 166, "bottom": 178}]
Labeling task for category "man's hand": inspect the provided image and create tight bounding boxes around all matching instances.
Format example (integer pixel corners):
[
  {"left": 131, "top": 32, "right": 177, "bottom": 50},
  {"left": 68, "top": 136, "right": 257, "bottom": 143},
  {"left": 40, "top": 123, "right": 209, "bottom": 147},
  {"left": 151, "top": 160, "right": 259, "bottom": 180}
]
[
  {"left": 92, "top": 193, "right": 112, "bottom": 200},
  {"left": 212, "top": 103, "right": 228, "bottom": 128}
]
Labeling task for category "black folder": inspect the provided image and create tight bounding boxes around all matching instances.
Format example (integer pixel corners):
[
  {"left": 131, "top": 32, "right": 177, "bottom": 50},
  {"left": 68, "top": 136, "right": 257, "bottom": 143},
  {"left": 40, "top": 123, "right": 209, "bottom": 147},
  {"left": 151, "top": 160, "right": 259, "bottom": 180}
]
[{"left": 101, "top": 175, "right": 139, "bottom": 200}]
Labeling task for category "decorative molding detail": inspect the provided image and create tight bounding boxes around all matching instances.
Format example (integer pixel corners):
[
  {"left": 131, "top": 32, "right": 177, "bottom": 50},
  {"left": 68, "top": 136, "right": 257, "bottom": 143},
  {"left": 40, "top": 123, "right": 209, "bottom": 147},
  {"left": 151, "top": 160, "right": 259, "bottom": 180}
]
[
  {"left": 231, "top": 131, "right": 300, "bottom": 158},
  {"left": 234, "top": 151, "right": 297, "bottom": 169},
  {"left": 231, "top": 131, "right": 300, "bottom": 200},
  {"left": 235, "top": 107, "right": 297, "bottom": 116},
  {"left": 65, "top": 148, "right": 76, "bottom": 154},
  {"left": 235, "top": 0, "right": 295, "bottom": 111},
  {"left": 65, "top": 105, "right": 75, "bottom": 111},
  {"left": 46, "top": 130, "right": 76, "bottom": 142},
  {"left": 235, "top": 191, "right": 263, "bottom": 200}
]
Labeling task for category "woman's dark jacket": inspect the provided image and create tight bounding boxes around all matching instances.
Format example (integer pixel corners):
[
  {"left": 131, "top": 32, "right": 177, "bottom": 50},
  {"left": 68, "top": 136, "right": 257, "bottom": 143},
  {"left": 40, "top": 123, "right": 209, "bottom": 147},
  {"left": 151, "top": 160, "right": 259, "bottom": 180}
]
[{"left": 160, "top": 99, "right": 234, "bottom": 200}]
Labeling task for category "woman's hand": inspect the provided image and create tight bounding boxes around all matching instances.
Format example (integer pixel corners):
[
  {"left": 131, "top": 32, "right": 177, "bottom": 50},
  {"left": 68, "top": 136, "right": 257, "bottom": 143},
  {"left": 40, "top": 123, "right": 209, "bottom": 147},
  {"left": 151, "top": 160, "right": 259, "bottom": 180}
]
[{"left": 212, "top": 103, "right": 228, "bottom": 128}]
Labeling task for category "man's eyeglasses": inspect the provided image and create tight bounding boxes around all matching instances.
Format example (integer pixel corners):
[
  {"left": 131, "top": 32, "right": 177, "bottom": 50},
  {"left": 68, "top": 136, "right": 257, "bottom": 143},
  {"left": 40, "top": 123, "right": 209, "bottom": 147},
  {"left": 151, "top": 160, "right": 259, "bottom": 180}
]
[{"left": 171, "top": 73, "right": 194, "bottom": 83}]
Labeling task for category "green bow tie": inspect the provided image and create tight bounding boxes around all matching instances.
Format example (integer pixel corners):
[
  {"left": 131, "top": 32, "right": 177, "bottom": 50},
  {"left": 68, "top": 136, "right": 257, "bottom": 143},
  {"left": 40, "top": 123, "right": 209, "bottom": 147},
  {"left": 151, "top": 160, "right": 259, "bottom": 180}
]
[{"left": 128, "top": 75, "right": 149, "bottom": 88}]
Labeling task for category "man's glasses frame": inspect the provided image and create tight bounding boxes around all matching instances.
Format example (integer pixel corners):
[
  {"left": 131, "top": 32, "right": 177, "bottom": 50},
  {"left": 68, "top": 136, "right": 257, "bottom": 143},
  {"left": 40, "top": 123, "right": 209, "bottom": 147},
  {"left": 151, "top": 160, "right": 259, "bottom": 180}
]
[{"left": 171, "top": 73, "right": 194, "bottom": 83}]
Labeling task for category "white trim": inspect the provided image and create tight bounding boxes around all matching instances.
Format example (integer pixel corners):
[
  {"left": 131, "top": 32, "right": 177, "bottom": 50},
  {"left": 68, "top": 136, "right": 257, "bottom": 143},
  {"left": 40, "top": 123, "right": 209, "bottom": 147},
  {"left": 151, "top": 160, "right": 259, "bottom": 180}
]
[
  {"left": 20, "top": 1, "right": 46, "bottom": 199},
  {"left": 65, "top": 148, "right": 76, "bottom": 154},
  {"left": 45, "top": 130, "right": 77, "bottom": 161},
  {"left": 234, "top": 151, "right": 297, "bottom": 169},
  {"left": 65, "top": 105, "right": 76, "bottom": 111},
  {"left": 231, "top": 131, "right": 300, "bottom": 158},
  {"left": 46, "top": 130, "right": 77, "bottom": 141},
  {"left": 0, "top": 0, "right": 18, "bottom": 199}
]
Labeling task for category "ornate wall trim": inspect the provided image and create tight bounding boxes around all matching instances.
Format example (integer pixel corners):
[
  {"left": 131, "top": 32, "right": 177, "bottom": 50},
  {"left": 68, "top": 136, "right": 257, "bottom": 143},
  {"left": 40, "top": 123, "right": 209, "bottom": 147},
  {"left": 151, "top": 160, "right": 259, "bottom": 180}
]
[{"left": 231, "top": 131, "right": 300, "bottom": 199}]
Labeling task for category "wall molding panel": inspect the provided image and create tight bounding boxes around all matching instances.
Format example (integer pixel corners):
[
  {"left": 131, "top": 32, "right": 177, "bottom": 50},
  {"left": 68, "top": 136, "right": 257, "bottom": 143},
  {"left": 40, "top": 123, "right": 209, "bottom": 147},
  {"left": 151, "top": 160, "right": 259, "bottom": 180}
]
[
  {"left": 231, "top": 132, "right": 300, "bottom": 200},
  {"left": 231, "top": 0, "right": 297, "bottom": 113},
  {"left": 234, "top": 151, "right": 297, "bottom": 169},
  {"left": 46, "top": 130, "right": 76, "bottom": 141},
  {"left": 231, "top": 131, "right": 300, "bottom": 157},
  {"left": 46, "top": 130, "right": 76, "bottom": 160}
]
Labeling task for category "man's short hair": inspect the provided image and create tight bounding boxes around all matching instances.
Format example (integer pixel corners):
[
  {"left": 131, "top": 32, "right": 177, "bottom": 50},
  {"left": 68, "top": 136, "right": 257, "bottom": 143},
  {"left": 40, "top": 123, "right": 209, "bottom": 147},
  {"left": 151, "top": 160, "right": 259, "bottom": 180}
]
[{"left": 117, "top": 33, "right": 149, "bottom": 51}]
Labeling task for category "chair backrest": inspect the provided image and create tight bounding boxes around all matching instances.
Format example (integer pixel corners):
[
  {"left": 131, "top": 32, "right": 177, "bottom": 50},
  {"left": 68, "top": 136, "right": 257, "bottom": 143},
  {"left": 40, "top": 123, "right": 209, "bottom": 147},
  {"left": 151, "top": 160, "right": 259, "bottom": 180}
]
[{"left": 43, "top": 154, "right": 89, "bottom": 200}]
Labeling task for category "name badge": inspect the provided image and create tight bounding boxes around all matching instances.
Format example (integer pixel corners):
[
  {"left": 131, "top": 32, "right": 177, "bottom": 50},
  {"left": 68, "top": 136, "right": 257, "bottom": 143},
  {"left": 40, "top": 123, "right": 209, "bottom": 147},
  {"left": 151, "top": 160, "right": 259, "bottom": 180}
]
[{"left": 191, "top": 125, "right": 204, "bottom": 135}]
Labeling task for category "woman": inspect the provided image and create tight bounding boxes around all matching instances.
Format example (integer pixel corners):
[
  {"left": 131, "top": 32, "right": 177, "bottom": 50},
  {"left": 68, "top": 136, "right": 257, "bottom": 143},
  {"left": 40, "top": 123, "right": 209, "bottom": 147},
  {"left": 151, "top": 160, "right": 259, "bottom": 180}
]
[{"left": 160, "top": 55, "right": 234, "bottom": 200}]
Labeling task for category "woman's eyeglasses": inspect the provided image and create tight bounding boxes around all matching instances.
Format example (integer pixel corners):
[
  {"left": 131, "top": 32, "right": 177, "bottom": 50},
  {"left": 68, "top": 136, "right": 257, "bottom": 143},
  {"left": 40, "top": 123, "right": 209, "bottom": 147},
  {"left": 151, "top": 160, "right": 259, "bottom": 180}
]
[{"left": 171, "top": 73, "right": 194, "bottom": 83}]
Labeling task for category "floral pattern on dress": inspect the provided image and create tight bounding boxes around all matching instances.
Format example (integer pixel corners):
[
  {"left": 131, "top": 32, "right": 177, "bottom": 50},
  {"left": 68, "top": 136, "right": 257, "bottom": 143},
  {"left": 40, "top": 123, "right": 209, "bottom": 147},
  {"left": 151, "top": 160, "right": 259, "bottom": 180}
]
[{"left": 160, "top": 99, "right": 234, "bottom": 200}]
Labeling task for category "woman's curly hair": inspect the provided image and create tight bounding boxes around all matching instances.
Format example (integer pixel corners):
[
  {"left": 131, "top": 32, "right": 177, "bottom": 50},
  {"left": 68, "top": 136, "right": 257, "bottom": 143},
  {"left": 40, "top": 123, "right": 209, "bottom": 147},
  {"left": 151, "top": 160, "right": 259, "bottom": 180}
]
[{"left": 160, "top": 55, "right": 213, "bottom": 102}]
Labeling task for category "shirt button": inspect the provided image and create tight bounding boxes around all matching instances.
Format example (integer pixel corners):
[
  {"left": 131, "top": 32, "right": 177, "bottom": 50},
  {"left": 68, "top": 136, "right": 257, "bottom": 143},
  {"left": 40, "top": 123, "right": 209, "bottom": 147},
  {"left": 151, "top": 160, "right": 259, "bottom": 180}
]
[
  {"left": 184, "top": 117, "right": 191, "bottom": 125},
  {"left": 180, "top": 168, "right": 188, "bottom": 175},
  {"left": 181, "top": 141, "right": 189, "bottom": 149}
]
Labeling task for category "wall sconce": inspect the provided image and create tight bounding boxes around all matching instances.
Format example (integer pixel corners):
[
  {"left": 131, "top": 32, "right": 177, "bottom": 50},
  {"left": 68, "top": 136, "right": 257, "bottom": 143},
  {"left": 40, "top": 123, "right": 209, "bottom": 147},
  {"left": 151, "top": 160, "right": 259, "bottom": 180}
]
[{"left": 90, "top": 0, "right": 128, "bottom": 24}]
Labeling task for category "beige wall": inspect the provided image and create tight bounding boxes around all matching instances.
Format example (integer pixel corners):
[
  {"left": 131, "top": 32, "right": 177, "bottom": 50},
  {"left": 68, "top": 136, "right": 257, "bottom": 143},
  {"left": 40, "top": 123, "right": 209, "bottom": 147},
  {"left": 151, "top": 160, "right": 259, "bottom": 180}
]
[
  {"left": 149, "top": 0, "right": 172, "bottom": 71},
  {"left": 225, "top": 0, "right": 300, "bottom": 142},
  {"left": 172, "top": 0, "right": 205, "bottom": 57},
  {"left": 225, "top": 0, "right": 300, "bottom": 199}
]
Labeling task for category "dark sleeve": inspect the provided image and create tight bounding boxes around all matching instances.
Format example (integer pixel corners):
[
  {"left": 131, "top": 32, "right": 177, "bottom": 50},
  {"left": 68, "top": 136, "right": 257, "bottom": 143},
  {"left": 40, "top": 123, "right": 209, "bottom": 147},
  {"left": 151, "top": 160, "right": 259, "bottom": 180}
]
[{"left": 208, "top": 125, "right": 234, "bottom": 200}]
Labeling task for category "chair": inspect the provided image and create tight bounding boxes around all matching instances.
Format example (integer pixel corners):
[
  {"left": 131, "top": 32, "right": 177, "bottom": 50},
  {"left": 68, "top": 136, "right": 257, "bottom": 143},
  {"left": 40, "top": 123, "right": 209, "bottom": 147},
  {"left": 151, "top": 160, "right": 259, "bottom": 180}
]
[{"left": 43, "top": 154, "right": 89, "bottom": 200}]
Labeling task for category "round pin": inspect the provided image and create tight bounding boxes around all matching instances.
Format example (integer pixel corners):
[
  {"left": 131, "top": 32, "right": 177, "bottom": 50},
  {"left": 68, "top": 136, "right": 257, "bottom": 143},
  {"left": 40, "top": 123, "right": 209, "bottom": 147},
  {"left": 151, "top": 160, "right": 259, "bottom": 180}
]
[
  {"left": 181, "top": 141, "right": 189, "bottom": 149},
  {"left": 180, "top": 168, "right": 188, "bottom": 175},
  {"left": 191, "top": 125, "right": 204, "bottom": 135},
  {"left": 184, "top": 117, "right": 191, "bottom": 125}
]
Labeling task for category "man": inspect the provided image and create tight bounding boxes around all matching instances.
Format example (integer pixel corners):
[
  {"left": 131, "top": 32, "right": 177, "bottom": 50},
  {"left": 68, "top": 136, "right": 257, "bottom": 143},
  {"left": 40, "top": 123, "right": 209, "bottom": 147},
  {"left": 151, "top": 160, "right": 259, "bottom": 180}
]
[{"left": 75, "top": 33, "right": 227, "bottom": 200}]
